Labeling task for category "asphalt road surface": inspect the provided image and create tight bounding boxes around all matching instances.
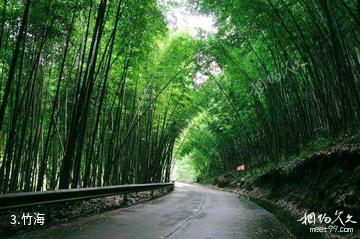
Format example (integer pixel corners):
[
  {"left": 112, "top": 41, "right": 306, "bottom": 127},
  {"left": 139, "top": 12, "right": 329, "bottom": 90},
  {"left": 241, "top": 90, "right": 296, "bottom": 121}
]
[{"left": 7, "top": 182, "right": 291, "bottom": 239}]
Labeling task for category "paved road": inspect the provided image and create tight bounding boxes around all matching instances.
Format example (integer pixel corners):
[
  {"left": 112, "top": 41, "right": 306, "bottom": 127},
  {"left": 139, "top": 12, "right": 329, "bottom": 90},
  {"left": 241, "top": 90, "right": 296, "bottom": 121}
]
[{"left": 7, "top": 183, "right": 290, "bottom": 239}]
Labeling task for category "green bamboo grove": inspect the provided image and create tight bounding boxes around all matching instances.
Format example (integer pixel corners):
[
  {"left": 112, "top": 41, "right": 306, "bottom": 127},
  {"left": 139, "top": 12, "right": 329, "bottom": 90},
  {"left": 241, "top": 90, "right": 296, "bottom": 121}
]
[
  {"left": 0, "top": 0, "right": 359, "bottom": 192},
  {"left": 176, "top": 0, "right": 360, "bottom": 181},
  {"left": 0, "top": 0, "right": 199, "bottom": 192}
]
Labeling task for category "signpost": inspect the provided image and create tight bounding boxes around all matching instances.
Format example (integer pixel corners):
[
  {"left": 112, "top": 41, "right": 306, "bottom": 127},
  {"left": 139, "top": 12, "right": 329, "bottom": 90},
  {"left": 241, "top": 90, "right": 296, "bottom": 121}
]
[{"left": 236, "top": 164, "right": 245, "bottom": 172}]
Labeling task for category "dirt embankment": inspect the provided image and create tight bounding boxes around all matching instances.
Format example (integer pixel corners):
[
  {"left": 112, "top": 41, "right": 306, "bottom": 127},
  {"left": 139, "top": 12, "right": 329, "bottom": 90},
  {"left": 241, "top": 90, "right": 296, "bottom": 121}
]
[
  {"left": 211, "top": 141, "right": 360, "bottom": 239},
  {"left": 252, "top": 144, "right": 359, "bottom": 218}
]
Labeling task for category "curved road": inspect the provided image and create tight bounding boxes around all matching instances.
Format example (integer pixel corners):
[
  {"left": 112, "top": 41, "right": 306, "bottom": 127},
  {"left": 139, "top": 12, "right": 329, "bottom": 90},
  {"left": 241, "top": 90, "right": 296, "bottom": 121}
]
[{"left": 8, "top": 183, "right": 290, "bottom": 239}]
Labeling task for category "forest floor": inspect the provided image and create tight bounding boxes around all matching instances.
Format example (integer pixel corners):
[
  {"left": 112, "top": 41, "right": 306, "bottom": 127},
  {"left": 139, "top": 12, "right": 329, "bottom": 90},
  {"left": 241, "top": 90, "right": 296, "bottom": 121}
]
[
  {"left": 204, "top": 133, "right": 360, "bottom": 239},
  {"left": 0, "top": 189, "right": 169, "bottom": 237}
]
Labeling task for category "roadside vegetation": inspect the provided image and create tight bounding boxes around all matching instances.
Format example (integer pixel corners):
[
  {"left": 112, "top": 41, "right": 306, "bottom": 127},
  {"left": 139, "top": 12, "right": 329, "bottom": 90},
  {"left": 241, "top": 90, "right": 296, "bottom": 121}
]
[{"left": 176, "top": 0, "right": 360, "bottom": 182}]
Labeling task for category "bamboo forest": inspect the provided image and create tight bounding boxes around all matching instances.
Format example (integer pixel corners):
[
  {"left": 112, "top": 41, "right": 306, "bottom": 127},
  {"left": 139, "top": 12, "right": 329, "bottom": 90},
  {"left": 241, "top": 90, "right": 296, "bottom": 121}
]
[
  {"left": 0, "top": 0, "right": 360, "bottom": 238},
  {"left": 0, "top": 0, "right": 359, "bottom": 200}
]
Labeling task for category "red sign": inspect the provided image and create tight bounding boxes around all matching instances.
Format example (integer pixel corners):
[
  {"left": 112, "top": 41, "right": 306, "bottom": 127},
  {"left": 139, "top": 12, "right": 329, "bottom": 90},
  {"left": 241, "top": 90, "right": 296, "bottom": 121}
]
[{"left": 236, "top": 164, "right": 245, "bottom": 172}]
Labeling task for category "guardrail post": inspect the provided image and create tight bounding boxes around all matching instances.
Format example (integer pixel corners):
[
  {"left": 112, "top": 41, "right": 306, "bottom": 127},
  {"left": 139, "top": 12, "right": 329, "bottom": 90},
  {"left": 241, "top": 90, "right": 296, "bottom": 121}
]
[
  {"left": 150, "top": 189, "right": 154, "bottom": 198},
  {"left": 44, "top": 204, "right": 50, "bottom": 223},
  {"left": 122, "top": 193, "right": 128, "bottom": 205},
  {"left": 169, "top": 181, "right": 174, "bottom": 192}
]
